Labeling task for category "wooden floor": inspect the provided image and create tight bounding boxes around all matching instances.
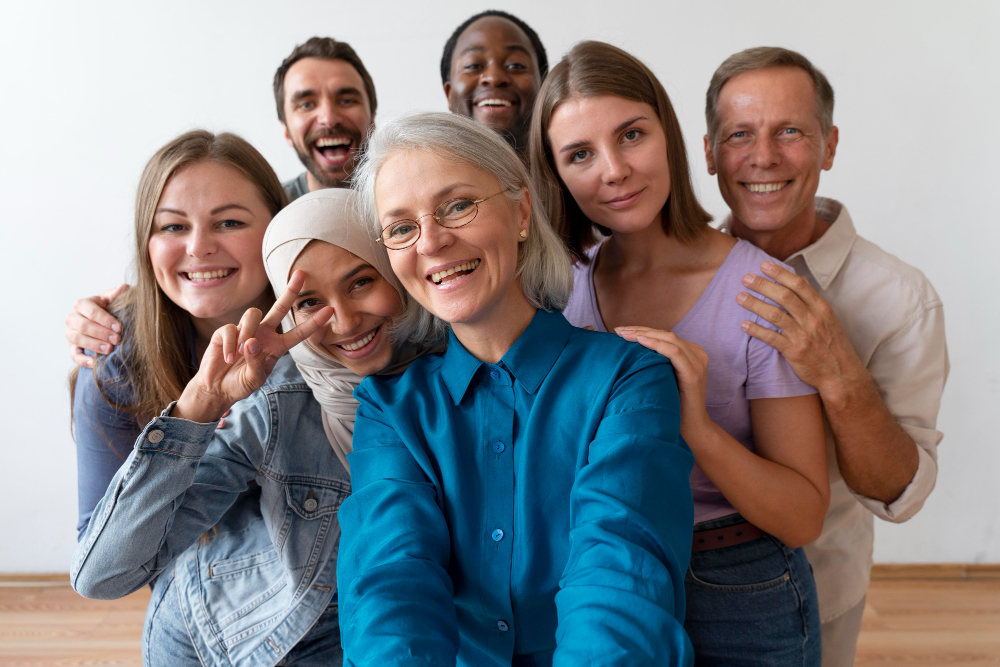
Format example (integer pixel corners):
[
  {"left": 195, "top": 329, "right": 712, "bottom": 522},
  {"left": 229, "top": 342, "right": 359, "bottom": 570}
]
[{"left": 1, "top": 577, "right": 998, "bottom": 665}]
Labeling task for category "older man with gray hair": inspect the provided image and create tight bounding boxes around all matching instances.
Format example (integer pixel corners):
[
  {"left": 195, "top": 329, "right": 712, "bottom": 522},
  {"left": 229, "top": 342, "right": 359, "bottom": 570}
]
[{"left": 703, "top": 47, "right": 948, "bottom": 665}]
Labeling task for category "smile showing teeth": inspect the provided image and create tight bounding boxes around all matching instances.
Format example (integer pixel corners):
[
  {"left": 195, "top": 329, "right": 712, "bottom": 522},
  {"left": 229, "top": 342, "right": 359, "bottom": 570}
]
[
  {"left": 476, "top": 99, "right": 513, "bottom": 107},
  {"left": 184, "top": 269, "right": 235, "bottom": 281},
  {"left": 743, "top": 181, "right": 790, "bottom": 194},
  {"left": 315, "top": 136, "right": 352, "bottom": 148},
  {"left": 338, "top": 327, "right": 377, "bottom": 352},
  {"left": 431, "top": 259, "right": 481, "bottom": 285}
]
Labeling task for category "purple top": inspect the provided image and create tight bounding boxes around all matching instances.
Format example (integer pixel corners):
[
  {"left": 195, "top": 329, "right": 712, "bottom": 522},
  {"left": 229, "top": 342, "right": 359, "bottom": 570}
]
[{"left": 564, "top": 238, "right": 817, "bottom": 524}]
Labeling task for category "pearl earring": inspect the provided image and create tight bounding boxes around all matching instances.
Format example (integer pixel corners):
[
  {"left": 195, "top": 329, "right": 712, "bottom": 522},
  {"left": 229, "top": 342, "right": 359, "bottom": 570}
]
[{"left": 519, "top": 230, "right": 528, "bottom": 239}]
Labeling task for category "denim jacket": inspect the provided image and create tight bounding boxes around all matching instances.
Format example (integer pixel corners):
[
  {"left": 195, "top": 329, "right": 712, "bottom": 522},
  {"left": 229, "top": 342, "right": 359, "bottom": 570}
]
[{"left": 71, "top": 356, "right": 350, "bottom": 667}]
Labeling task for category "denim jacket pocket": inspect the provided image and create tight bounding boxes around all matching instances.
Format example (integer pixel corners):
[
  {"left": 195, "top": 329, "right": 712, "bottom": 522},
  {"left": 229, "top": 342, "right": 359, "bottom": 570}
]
[{"left": 284, "top": 482, "right": 349, "bottom": 520}]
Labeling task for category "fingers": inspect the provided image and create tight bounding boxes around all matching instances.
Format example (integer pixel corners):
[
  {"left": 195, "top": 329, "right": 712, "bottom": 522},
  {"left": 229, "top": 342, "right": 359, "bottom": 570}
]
[
  {"left": 72, "top": 296, "right": 123, "bottom": 335},
  {"left": 70, "top": 344, "right": 93, "bottom": 368},
  {"left": 219, "top": 324, "right": 240, "bottom": 364},
  {"left": 739, "top": 271, "right": 810, "bottom": 321},
  {"left": 216, "top": 409, "right": 230, "bottom": 430},
  {"left": 240, "top": 338, "right": 269, "bottom": 392},
  {"left": 741, "top": 318, "right": 790, "bottom": 352},
  {"left": 237, "top": 308, "right": 264, "bottom": 353},
  {"left": 736, "top": 292, "right": 794, "bottom": 332},
  {"left": 281, "top": 306, "right": 334, "bottom": 351},
  {"left": 262, "top": 270, "right": 306, "bottom": 329}
]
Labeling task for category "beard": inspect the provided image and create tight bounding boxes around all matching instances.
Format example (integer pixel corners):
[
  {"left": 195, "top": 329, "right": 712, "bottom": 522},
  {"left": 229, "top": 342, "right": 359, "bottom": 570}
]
[{"left": 294, "top": 125, "right": 365, "bottom": 189}]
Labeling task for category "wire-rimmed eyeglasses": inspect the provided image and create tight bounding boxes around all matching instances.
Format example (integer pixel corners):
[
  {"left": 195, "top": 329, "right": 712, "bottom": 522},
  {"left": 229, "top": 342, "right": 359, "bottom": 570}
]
[{"left": 376, "top": 191, "right": 505, "bottom": 250}]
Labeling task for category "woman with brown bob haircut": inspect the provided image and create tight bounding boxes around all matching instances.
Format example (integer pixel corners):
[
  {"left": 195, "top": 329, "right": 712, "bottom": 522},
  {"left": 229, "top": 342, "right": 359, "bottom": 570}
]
[{"left": 530, "top": 41, "right": 829, "bottom": 664}]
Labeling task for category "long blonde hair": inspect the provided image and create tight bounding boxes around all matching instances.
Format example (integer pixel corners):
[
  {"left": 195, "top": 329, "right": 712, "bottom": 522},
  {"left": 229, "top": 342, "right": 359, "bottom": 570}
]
[{"left": 71, "top": 130, "right": 287, "bottom": 435}]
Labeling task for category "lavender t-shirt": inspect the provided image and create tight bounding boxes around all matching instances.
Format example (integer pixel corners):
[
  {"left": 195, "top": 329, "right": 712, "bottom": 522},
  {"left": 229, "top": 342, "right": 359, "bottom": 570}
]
[{"left": 564, "top": 238, "right": 817, "bottom": 524}]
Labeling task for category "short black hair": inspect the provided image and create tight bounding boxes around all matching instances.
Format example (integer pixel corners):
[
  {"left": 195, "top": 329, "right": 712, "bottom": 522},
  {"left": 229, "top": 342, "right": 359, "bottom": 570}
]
[{"left": 440, "top": 10, "right": 548, "bottom": 85}]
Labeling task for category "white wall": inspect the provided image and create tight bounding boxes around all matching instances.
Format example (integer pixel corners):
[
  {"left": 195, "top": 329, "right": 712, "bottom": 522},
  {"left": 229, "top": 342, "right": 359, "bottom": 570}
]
[{"left": 1, "top": 0, "right": 996, "bottom": 572}]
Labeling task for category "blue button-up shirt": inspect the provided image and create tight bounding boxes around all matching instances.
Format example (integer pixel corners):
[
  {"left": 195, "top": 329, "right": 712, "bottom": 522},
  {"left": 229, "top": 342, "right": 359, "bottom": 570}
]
[{"left": 338, "top": 309, "right": 695, "bottom": 666}]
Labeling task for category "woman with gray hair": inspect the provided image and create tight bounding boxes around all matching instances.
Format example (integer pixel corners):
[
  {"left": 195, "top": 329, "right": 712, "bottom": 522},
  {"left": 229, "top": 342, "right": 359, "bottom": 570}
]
[{"left": 337, "top": 112, "right": 696, "bottom": 666}]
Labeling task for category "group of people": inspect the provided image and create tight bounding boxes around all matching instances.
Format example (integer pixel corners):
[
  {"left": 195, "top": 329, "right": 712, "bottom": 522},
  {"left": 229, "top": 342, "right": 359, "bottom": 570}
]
[{"left": 65, "top": 10, "right": 948, "bottom": 667}]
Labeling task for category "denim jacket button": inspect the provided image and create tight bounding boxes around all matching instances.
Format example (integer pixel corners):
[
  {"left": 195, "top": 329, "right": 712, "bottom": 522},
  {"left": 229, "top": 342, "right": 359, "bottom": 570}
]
[
  {"left": 147, "top": 429, "right": 164, "bottom": 444},
  {"left": 303, "top": 498, "right": 319, "bottom": 512}
]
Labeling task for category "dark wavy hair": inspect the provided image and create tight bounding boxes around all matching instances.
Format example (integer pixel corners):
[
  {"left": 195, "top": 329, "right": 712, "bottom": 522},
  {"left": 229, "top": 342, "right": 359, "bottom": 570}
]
[{"left": 440, "top": 10, "right": 548, "bottom": 84}]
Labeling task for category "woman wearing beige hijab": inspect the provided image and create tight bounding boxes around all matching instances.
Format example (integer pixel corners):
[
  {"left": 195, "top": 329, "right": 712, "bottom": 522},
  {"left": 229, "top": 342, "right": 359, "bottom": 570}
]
[{"left": 72, "top": 189, "right": 413, "bottom": 667}]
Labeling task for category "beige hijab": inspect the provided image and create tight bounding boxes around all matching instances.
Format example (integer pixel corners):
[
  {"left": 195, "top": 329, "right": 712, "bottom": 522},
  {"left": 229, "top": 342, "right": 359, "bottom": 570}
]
[{"left": 262, "top": 189, "right": 408, "bottom": 472}]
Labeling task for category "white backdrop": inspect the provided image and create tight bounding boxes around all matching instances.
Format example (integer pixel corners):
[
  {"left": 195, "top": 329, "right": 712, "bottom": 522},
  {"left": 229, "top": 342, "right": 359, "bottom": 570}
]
[{"left": 1, "top": 0, "right": 996, "bottom": 572}]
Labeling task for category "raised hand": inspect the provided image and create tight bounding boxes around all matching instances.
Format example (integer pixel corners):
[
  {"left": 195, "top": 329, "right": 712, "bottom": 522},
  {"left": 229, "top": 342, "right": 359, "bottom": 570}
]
[
  {"left": 172, "top": 270, "right": 333, "bottom": 423},
  {"left": 66, "top": 284, "right": 129, "bottom": 367},
  {"left": 615, "top": 326, "right": 713, "bottom": 442}
]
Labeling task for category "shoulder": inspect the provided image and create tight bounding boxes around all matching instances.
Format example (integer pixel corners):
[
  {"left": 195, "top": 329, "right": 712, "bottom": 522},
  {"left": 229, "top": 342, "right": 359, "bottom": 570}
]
[
  {"left": 729, "top": 238, "right": 796, "bottom": 275},
  {"left": 357, "top": 350, "right": 447, "bottom": 405},
  {"left": 845, "top": 234, "right": 942, "bottom": 311},
  {"left": 564, "top": 325, "right": 672, "bottom": 378}
]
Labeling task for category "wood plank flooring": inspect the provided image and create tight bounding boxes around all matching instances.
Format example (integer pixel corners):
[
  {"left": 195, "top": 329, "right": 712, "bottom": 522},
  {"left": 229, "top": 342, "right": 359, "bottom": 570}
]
[{"left": 1, "top": 577, "right": 998, "bottom": 665}]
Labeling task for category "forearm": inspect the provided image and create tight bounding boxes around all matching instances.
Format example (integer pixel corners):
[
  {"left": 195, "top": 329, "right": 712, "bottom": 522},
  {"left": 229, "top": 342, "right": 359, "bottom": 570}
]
[
  {"left": 691, "top": 421, "right": 828, "bottom": 547},
  {"left": 71, "top": 416, "right": 224, "bottom": 599},
  {"left": 822, "top": 371, "right": 920, "bottom": 504}
]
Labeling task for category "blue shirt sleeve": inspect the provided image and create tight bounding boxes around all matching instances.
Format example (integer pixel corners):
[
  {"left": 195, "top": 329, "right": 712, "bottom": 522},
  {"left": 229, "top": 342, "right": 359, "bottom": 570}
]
[
  {"left": 554, "top": 350, "right": 694, "bottom": 665},
  {"left": 73, "top": 347, "right": 141, "bottom": 541},
  {"left": 337, "top": 381, "right": 460, "bottom": 667}
]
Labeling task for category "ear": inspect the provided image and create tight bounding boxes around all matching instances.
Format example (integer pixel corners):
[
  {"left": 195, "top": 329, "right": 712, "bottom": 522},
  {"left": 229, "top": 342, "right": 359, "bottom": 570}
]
[
  {"left": 443, "top": 81, "right": 452, "bottom": 103},
  {"left": 821, "top": 126, "right": 839, "bottom": 171},
  {"left": 704, "top": 135, "right": 717, "bottom": 176},
  {"left": 517, "top": 187, "right": 531, "bottom": 241},
  {"left": 282, "top": 122, "right": 294, "bottom": 149}
]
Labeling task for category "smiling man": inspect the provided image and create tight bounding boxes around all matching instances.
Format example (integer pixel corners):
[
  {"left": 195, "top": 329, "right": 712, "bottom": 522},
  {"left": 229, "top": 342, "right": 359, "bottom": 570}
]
[
  {"left": 440, "top": 10, "right": 547, "bottom": 156},
  {"left": 705, "top": 47, "right": 948, "bottom": 666},
  {"left": 275, "top": 37, "right": 377, "bottom": 199}
]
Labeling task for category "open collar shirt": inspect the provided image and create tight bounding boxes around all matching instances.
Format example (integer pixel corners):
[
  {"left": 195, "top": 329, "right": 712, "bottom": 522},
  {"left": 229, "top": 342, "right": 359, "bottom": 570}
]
[{"left": 723, "top": 197, "right": 948, "bottom": 621}]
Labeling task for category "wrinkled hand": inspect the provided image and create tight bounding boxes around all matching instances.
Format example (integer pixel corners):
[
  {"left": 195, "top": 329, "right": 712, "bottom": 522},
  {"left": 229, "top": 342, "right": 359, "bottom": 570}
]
[
  {"left": 615, "top": 326, "right": 713, "bottom": 441},
  {"left": 173, "top": 270, "right": 333, "bottom": 423},
  {"left": 737, "top": 261, "right": 865, "bottom": 399},
  {"left": 66, "top": 284, "right": 129, "bottom": 367}
]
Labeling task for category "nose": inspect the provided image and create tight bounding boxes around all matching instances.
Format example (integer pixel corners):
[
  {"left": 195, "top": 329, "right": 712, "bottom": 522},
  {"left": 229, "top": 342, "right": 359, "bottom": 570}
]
[
  {"left": 480, "top": 61, "right": 511, "bottom": 87},
  {"left": 316, "top": 98, "right": 346, "bottom": 128},
  {"left": 414, "top": 218, "right": 453, "bottom": 257},
  {"left": 600, "top": 148, "right": 631, "bottom": 185},
  {"left": 329, "top": 299, "right": 363, "bottom": 336},
  {"left": 749, "top": 135, "right": 780, "bottom": 169},
  {"left": 186, "top": 226, "right": 217, "bottom": 258}
]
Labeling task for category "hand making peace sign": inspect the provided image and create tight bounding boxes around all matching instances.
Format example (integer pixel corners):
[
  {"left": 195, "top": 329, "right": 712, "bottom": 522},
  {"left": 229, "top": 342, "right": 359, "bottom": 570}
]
[{"left": 172, "top": 270, "right": 333, "bottom": 423}]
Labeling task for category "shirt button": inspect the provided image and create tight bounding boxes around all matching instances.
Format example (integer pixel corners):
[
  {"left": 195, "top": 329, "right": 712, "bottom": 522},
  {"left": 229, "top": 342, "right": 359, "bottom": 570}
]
[
  {"left": 492, "top": 529, "right": 504, "bottom": 541},
  {"left": 497, "top": 620, "right": 509, "bottom": 632},
  {"left": 147, "top": 429, "right": 164, "bottom": 443},
  {"left": 490, "top": 369, "right": 501, "bottom": 380},
  {"left": 493, "top": 441, "right": 505, "bottom": 453},
  {"left": 303, "top": 498, "right": 319, "bottom": 512}
]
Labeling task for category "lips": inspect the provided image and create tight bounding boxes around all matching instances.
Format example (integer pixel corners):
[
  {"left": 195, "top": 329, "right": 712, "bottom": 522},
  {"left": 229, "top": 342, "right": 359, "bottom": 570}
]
[
  {"left": 741, "top": 181, "right": 791, "bottom": 194},
  {"left": 603, "top": 189, "right": 644, "bottom": 209},
  {"left": 332, "top": 325, "right": 383, "bottom": 358},
  {"left": 181, "top": 268, "right": 236, "bottom": 283},
  {"left": 428, "top": 259, "right": 481, "bottom": 285},
  {"left": 307, "top": 128, "right": 359, "bottom": 168},
  {"left": 472, "top": 93, "right": 518, "bottom": 117}
]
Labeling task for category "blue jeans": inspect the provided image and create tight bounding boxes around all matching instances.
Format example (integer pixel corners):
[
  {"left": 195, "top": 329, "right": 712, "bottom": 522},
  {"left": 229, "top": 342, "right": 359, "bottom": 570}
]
[
  {"left": 143, "top": 565, "right": 343, "bottom": 666},
  {"left": 684, "top": 514, "right": 821, "bottom": 666}
]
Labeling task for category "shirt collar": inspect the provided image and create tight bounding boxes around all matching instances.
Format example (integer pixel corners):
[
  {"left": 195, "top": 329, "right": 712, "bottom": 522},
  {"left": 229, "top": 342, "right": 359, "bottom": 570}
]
[
  {"left": 785, "top": 198, "right": 857, "bottom": 290},
  {"left": 719, "top": 197, "right": 857, "bottom": 291},
  {"left": 440, "top": 309, "right": 572, "bottom": 405}
]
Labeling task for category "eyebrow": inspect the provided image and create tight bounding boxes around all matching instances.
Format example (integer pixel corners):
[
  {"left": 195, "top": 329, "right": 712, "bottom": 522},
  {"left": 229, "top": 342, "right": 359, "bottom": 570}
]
[
  {"left": 339, "top": 263, "right": 371, "bottom": 283},
  {"left": 558, "top": 116, "right": 649, "bottom": 154},
  {"left": 459, "top": 45, "right": 532, "bottom": 59},
  {"left": 154, "top": 203, "right": 254, "bottom": 217},
  {"left": 382, "top": 183, "right": 477, "bottom": 219},
  {"left": 289, "top": 87, "right": 363, "bottom": 105}
]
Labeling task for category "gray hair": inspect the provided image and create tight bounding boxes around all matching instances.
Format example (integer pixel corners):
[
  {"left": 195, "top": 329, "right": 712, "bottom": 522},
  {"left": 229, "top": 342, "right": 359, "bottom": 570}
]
[
  {"left": 353, "top": 111, "right": 573, "bottom": 345},
  {"left": 706, "top": 46, "right": 835, "bottom": 147}
]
